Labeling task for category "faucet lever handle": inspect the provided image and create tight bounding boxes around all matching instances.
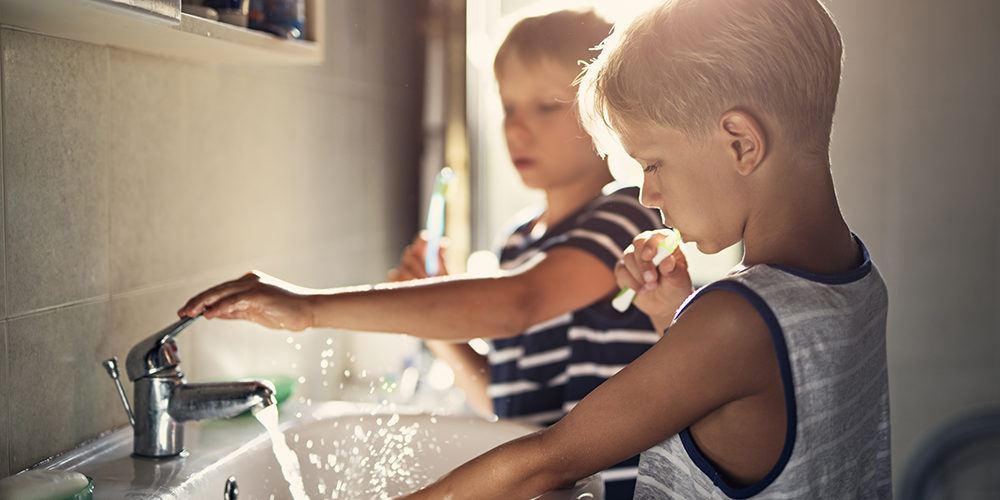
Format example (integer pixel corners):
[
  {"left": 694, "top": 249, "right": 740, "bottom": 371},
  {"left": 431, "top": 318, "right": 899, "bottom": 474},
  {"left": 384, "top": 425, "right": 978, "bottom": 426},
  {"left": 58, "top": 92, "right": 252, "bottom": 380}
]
[
  {"left": 124, "top": 315, "right": 201, "bottom": 381},
  {"left": 102, "top": 357, "right": 136, "bottom": 427}
]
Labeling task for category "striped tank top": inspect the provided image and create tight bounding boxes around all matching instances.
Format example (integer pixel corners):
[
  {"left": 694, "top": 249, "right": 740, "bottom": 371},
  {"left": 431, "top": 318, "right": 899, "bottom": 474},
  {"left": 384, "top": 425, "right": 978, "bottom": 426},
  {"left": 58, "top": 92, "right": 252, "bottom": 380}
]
[
  {"left": 635, "top": 236, "right": 891, "bottom": 499},
  {"left": 490, "top": 185, "right": 663, "bottom": 498}
]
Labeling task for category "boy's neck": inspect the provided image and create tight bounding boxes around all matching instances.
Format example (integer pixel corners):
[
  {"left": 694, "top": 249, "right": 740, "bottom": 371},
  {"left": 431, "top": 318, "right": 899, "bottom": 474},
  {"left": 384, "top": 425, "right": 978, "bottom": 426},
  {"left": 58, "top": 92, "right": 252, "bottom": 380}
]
[
  {"left": 741, "top": 157, "right": 860, "bottom": 274},
  {"left": 540, "top": 167, "right": 614, "bottom": 229}
]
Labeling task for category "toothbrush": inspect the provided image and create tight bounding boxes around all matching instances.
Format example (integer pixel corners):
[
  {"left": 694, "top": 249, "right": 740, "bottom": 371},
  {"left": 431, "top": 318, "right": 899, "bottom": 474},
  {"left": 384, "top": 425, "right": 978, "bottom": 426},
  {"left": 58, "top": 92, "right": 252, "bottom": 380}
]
[
  {"left": 611, "top": 230, "right": 682, "bottom": 312},
  {"left": 424, "top": 167, "right": 456, "bottom": 276}
]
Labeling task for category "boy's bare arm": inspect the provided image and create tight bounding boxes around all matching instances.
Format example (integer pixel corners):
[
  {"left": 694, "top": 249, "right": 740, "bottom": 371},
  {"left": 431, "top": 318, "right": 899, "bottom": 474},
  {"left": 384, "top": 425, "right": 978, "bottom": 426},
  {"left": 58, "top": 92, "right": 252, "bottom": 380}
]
[
  {"left": 400, "top": 288, "right": 776, "bottom": 499},
  {"left": 178, "top": 246, "right": 617, "bottom": 341}
]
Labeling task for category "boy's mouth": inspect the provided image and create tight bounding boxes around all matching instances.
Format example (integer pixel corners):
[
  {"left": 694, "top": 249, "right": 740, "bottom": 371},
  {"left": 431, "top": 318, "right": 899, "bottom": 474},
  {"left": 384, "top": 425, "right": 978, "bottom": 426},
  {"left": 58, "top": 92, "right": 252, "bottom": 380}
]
[{"left": 512, "top": 157, "right": 535, "bottom": 170}]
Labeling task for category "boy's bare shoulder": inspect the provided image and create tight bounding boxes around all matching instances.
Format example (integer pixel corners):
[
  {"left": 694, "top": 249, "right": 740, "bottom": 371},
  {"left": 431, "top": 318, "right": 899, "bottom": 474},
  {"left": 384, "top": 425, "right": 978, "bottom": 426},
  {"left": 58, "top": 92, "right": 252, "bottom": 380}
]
[{"left": 667, "top": 288, "right": 777, "bottom": 397}]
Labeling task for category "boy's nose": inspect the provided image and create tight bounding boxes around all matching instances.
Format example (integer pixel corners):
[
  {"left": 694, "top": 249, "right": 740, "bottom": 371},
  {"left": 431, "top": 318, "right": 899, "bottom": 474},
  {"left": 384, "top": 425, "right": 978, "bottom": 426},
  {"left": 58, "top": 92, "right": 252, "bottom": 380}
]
[{"left": 504, "top": 118, "right": 532, "bottom": 146}]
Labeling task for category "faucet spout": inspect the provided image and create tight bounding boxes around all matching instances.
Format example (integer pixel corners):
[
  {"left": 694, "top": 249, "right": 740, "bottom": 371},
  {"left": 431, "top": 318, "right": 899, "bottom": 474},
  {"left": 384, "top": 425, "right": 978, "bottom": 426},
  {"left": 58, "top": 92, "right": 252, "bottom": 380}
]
[
  {"left": 169, "top": 380, "right": 277, "bottom": 421},
  {"left": 130, "top": 370, "right": 277, "bottom": 458},
  {"left": 109, "top": 316, "right": 282, "bottom": 458}
]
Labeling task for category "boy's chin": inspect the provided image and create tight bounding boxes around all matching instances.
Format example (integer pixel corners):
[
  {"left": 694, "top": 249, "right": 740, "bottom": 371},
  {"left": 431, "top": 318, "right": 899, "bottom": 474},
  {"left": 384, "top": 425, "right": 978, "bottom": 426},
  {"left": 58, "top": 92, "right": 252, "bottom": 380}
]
[{"left": 515, "top": 173, "right": 546, "bottom": 190}]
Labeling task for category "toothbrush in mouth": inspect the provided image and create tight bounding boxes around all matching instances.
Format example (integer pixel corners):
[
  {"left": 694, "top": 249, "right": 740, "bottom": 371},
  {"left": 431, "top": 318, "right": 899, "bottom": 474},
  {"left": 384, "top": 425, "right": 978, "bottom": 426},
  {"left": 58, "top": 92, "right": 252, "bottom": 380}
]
[{"left": 611, "top": 230, "right": 682, "bottom": 312}]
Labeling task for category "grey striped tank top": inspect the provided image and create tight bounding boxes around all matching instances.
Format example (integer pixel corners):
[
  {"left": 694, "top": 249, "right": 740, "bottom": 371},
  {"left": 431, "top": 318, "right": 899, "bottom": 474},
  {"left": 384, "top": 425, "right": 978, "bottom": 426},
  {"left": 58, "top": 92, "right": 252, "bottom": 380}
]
[{"left": 635, "top": 237, "right": 891, "bottom": 499}]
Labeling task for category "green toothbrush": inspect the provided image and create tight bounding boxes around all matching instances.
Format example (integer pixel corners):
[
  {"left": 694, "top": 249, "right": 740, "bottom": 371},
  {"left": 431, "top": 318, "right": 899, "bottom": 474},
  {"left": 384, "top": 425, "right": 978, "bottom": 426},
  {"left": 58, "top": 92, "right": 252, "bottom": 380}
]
[{"left": 611, "top": 229, "right": 682, "bottom": 312}]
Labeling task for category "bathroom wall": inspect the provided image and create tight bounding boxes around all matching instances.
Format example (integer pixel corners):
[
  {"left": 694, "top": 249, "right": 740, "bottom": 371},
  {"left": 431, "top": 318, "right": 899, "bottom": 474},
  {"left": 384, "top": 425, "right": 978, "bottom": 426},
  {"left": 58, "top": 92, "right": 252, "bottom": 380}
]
[
  {"left": 827, "top": 0, "right": 1000, "bottom": 488},
  {"left": 0, "top": 1, "right": 426, "bottom": 476}
]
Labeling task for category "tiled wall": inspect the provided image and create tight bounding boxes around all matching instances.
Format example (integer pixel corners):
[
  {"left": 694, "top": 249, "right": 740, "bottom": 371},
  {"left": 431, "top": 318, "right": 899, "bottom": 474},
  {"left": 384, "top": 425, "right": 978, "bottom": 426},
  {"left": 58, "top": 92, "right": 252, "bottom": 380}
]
[
  {"left": 0, "top": 1, "right": 424, "bottom": 475},
  {"left": 824, "top": 0, "right": 1000, "bottom": 489}
]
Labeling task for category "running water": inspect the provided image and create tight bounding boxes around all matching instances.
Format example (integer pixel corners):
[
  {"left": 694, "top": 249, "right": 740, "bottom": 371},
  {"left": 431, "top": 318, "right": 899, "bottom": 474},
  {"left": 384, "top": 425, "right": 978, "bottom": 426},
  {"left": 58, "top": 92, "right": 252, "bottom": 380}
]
[{"left": 255, "top": 405, "right": 311, "bottom": 500}]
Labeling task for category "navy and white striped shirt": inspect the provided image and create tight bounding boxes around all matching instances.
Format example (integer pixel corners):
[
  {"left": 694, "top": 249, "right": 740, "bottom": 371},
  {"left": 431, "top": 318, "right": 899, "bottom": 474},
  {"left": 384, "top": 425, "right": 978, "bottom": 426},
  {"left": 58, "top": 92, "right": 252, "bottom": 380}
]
[{"left": 489, "top": 185, "right": 663, "bottom": 499}]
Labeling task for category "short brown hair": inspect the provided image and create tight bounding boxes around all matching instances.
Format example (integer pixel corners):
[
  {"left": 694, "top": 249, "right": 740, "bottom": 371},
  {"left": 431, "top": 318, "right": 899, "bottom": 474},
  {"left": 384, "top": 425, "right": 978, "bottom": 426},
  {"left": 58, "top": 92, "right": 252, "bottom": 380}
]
[{"left": 494, "top": 8, "right": 613, "bottom": 78}]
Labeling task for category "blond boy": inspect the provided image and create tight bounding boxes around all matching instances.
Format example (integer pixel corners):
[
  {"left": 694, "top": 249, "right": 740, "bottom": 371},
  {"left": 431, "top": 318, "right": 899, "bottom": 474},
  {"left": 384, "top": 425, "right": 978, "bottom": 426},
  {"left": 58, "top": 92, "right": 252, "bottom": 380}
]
[{"left": 400, "top": 0, "right": 891, "bottom": 498}]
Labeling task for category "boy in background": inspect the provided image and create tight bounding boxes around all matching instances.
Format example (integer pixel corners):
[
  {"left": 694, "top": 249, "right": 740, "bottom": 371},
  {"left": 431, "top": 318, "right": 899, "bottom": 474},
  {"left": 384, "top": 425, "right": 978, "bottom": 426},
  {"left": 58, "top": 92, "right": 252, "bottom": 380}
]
[
  {"left": 387, "top": 8, "right": 665, "bottom": 497},
  {"left": 398, "top": 0, "right": 891, "bottom": 497}
]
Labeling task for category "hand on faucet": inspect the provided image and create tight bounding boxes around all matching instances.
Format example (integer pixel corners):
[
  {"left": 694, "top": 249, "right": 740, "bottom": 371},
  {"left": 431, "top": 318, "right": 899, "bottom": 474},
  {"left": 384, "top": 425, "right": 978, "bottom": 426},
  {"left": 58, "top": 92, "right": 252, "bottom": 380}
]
[{"left": 178, "top": 271, "right": 315, "bottom": 331}]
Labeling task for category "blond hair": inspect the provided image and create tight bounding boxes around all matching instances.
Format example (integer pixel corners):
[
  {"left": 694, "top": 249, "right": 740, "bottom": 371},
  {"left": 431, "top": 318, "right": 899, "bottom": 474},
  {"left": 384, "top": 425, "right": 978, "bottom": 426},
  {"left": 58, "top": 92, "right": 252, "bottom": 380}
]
[
  {"left": 579, "top": 0, "right": 844, "bottom": 161},
  {"left": 494, "top": 8, "right": 613, "bottom": 78}
]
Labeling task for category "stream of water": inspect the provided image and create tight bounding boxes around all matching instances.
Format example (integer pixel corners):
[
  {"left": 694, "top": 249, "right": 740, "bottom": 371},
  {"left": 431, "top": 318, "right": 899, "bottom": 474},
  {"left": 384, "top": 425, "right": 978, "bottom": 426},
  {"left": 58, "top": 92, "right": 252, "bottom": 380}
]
[{"left": 255, "top": 405, "right": 311, "bottom": 500}]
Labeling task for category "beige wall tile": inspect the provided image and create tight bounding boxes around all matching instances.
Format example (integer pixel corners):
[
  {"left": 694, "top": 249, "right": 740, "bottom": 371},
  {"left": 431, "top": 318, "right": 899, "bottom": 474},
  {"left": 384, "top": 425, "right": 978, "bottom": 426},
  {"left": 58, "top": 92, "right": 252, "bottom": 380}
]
[
  {"left": 1, "top": 323, "right": 9, "bottom": 475},
  {"left": 7, "top": 303, "right": 116, "bottom": 472},
  {"left": 107, "top": 49, "right": 192, "bottom": 293},
  {"left": 0, "top": 33, "right": 5, "bottom": 320},
  {"left": 1, "top": 29, "right": 109, "bottom": 314}
]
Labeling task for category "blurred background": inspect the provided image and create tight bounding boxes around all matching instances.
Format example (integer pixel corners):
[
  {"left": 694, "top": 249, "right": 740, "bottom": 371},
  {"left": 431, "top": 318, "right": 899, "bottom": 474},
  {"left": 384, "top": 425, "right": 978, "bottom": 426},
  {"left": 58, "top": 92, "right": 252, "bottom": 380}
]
[{"left": 0, "top": 0, "right": 996, "bottom": 494}]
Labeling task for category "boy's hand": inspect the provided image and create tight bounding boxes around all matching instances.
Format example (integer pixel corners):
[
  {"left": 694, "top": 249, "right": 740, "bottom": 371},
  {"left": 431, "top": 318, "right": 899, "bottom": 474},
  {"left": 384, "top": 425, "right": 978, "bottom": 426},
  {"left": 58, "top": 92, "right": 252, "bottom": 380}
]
[
  {"left": 177, "top": 271, "right": 315, "bottom": 331},
  {"left": 615, "top": 230, "right": 693, "bottom": 324},
  {"left": 387, "top": 231, "right": 450, "bottom": 282}
]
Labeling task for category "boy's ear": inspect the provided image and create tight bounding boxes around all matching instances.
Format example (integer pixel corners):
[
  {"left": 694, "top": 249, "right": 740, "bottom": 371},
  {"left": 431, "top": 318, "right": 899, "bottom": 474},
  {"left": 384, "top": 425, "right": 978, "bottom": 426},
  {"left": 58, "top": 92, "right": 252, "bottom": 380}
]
[{"left": 720, "top": 110, "right": 767, "bottom": 176}]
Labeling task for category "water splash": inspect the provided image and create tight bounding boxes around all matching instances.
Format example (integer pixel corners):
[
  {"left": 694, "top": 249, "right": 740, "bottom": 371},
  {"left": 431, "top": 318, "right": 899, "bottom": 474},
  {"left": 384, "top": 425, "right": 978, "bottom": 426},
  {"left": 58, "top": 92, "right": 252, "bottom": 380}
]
[
  {"left": 255, "top": 405, "right": 311, "bottom": 500},
  {"left": 301, "top": 414, "right": 431, "bottom": 499}
]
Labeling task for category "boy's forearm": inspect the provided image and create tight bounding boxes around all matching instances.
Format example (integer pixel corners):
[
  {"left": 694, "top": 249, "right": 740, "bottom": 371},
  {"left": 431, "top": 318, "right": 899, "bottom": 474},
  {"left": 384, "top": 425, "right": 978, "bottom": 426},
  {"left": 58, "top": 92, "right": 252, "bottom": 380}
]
[
  {"left": 307, "top": 276, "right": 531, "bottom": 341},
  {"left": 401, "top": 431, "right": 571, "bottom": 500}
]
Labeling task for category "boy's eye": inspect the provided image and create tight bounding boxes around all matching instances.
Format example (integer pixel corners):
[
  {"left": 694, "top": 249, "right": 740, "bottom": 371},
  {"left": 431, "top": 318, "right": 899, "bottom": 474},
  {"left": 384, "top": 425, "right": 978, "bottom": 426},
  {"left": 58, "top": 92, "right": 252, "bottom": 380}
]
[
  {"left": 539, "top": 102, "right": 563, "bottom": 113},
  {"left": 643, "top": 162, "right": 660, "bottom": 173}
]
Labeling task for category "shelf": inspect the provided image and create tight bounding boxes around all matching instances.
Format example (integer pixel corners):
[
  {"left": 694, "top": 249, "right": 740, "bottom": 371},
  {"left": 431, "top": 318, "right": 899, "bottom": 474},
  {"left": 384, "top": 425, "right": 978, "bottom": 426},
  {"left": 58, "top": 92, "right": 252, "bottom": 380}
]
[{"left": 0, "top": 0, "right": 323, "bottom": 65}]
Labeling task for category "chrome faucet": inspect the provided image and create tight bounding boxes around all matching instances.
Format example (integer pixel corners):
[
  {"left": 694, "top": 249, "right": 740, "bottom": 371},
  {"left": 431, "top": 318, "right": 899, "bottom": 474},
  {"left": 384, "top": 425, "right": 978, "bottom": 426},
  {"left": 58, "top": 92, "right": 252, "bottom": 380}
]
[{"left": 103, "top": 315, "right": 276, "bottom": 458}]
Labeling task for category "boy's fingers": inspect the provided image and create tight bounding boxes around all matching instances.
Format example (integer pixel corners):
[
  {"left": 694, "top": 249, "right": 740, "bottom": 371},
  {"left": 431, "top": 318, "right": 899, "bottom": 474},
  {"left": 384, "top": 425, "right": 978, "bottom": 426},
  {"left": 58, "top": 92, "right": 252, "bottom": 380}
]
[
  {"left": 634, "top": 237, "right": 662, "bottom": 284},
  {"left": 636, "top": 233, "right": 659, "bottom": 261},
  {"left": 643, "top": 231, "right": 667, "bottom": 253},
  {"left": 658, "top": 246, "right": 688, "bottom": 277},
  {"left": 178, "top": 276, "right": 256, "bottom": 317},
  {"left": 614, "top": 259, "right": 643, "bottom": 291},
  {"left": 401, "top": 251, "right": 428, "bottom": 279},
  {"left": 201, "top": 290, "right": 255, "bottom": 320},
  {"left": 414, "top": 231, "right": 430, "bottom": 250},
  {"left": 621, "top": 250, "right": 647, "bottom": 284}
]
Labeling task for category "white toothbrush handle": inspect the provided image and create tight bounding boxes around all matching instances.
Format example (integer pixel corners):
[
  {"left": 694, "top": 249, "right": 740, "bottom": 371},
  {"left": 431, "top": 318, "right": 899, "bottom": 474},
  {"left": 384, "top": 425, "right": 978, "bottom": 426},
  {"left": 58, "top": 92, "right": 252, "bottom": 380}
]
[
  {"left": 611, "top": 288, "right": 638, "bottom": 312},
  {"left": 611, "top": 233, "right": 681, "bottom": 312}
]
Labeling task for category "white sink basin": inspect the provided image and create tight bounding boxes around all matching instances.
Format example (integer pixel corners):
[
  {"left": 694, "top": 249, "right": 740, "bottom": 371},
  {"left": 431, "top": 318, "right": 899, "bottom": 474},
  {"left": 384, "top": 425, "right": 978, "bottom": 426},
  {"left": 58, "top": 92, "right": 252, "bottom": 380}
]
[{"left": 33, "top": 401, "right": 602, "bottom": 499}]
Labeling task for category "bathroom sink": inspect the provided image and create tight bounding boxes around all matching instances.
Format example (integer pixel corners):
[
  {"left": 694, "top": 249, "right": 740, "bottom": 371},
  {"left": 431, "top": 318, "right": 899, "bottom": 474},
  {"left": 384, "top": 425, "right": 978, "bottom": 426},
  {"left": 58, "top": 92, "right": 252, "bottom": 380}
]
[{"left": 31, "top": 401, "right": 602, "bottom": 499}]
